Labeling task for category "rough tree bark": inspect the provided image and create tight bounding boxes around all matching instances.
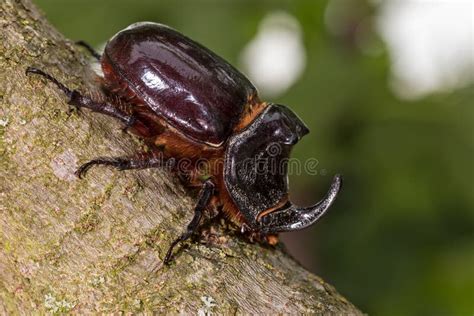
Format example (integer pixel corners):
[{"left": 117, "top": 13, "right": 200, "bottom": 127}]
[{"left": 0, "top": 0, "right": 361, "bottom": 314}]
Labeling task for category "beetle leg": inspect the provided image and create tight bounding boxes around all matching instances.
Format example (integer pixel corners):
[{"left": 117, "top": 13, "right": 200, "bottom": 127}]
[
  {"left": 164, "top": 180, "right": 215, "bottom": 264},
  {"left": 75, "top": 152, "right": 174, "bottom": 179},
  {"left": 75, "top": 40, "right": 101, "bottom": 60},
  {"left": 25, "top": 67, "right": 135, "bottom": 127}
]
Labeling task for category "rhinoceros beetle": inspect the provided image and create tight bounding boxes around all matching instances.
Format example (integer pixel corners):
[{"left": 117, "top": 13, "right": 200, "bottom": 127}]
[{"left": 26, "top": 22, "right": 342, "bottom": 263}]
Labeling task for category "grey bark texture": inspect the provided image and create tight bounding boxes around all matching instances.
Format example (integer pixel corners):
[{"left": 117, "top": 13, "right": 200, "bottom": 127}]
[{"left": 0, "top": 0, "right": 362, "bottom": 314}]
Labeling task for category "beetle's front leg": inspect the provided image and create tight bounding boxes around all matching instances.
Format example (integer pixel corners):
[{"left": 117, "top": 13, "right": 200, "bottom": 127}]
[
  {"left": 25, "top": 67, "right": 135, "bottom": 127},
  {"left": 164, "top": 179, "right": 215, "bottom": 264}
]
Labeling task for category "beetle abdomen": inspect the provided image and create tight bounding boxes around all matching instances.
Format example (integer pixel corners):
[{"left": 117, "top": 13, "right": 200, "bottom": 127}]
[{"left": 103, "top": 22, "right": 258, "bottom": 146}]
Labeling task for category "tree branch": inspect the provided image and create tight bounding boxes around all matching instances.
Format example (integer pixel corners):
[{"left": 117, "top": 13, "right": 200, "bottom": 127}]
[{"left": 0, "top": 0, "right": 361, "bottom": 313}]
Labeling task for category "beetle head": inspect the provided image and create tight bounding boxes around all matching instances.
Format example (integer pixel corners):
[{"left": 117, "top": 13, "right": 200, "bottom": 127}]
[{"left": 224, "top": 104, "right": 341, "bottom": 233}]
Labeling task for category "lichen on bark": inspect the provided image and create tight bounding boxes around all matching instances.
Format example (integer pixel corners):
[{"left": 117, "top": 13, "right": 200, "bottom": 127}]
[{"left": 0, "top": 0, "right": 361, "bottom": 313}]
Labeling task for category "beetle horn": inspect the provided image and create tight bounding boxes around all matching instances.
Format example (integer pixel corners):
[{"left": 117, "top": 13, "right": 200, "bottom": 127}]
[{"left": 259, "top": 175, "right": 342, "bottom": 233}]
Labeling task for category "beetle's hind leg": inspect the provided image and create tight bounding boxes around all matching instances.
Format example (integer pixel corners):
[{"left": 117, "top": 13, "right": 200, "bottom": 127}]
[
  {"left": 75, "top": 151, "right": 174, "bottom": 179},
  {"left": 164, "top": 179, "right": 215, "bottom": 264},
  {"left": 75, "top": 40, "right": 101, "bottom": 60},
  {"left": 26, "top": 67, "right": 135, "bottom": 127}
]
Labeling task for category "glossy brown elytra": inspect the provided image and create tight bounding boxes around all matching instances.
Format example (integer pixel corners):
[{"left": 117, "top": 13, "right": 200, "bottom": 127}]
[{"left": 26, "top": 22, "right": 342, "bottom": 264}]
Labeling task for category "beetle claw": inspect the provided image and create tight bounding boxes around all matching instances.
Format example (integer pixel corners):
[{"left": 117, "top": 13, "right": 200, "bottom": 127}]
[
  {"left": 75, "top": 157, "right": 126, "bottom": 179},
  {"left": 75, "top": 160, "right": 99, "bottom": 179},
  {"left": 25, "top": 67, "right": 73, "bottom": 99},
  {"left": 259, "top": 175, "right": 342, "bottom": 233}
]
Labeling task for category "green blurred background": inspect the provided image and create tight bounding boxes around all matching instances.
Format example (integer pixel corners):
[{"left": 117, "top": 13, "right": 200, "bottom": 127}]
[{"left": 34, "top": 0, "right": 473, "bottom": 314}]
